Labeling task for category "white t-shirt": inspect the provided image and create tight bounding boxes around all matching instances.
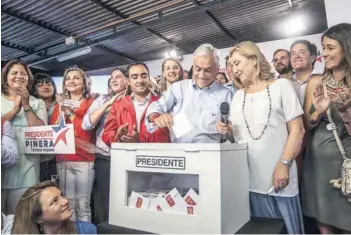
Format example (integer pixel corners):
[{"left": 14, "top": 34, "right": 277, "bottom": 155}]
[{"left": 230, "top": 79, "right": 303, "bottom": 197}]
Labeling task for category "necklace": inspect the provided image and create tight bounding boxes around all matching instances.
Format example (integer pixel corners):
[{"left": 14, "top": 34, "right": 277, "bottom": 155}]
[
  {"left": 242, "top": 86, "right": 272, "bottom": 140},
  {"left": 325, "top": 73, "right": 346, "bottom": 89}
]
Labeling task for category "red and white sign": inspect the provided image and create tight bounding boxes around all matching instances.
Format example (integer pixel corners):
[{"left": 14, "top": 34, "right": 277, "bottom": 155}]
[{"left": 22, "top": 114, "right": 75, "bottom": 154}]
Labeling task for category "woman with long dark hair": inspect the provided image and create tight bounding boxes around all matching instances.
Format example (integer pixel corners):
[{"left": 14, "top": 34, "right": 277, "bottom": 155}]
[
  {"left": 30, "top": 73, "right": 58, "bottom": 182},
  {"left": 302, "top": 23, "right": 351, "bottom": 234},
  {"left": 82, "top": 68, "right": 128, "bottom": 222}
]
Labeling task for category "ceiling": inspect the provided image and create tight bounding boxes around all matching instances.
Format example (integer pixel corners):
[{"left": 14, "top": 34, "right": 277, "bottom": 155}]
[{"left": 1, "top": 0, "right": 328, "bottom": 76}]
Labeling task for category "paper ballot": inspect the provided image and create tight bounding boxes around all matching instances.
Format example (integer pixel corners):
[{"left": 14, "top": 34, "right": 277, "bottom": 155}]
[{"left": 172, "top": 112, "right": 193, "bottom": 138}]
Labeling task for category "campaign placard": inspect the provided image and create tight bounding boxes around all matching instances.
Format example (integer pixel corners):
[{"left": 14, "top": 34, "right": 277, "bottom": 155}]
[{"left": 22, "top": 114, "right": 75, "bottom": 154}]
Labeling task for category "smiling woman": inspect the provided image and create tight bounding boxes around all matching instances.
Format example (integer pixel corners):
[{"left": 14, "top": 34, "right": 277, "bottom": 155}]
[
  {"left": 11, "top": 181, "right": 96, "bottom": 234},
  {"left": 1, "top": 60, "right": 48, "bottom": 215}
]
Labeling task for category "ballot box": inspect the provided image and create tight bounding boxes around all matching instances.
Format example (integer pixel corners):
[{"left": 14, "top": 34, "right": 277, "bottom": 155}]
[{"left": 109, "top": 143, "right": 249, "bottom": 234}]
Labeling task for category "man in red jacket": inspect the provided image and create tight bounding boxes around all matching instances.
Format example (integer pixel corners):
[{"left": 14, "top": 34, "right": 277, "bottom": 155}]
[{"left": 102, "top": 62, "right": 170, "bottom": 146}]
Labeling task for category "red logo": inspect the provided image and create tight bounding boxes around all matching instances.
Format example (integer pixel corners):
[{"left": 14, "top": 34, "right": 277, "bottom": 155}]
[
  {"left": 165, "top": 195, "right": 175, "bottom": 207},
  {"left": 187, "top": 207, "right": 194, "bottom": 215},
  {"left": 136, "top": 197, "right": 143, "bottom": 208},
  {"left": 185, "top": 196, "right": 196, "bottom": 205}
]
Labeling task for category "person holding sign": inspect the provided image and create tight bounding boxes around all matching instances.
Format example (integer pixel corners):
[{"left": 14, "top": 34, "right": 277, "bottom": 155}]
[
  {"left": 1, "top": 60, "right": 48, "bottom": 215},
  {"left": 30, "top": 73, "right": 58, "bottom": 182},
  {"left": 82, "top": 68, "right": 128, "bottom": 222},
  {"left": 50, "top": 67, "right": 97, "bottom": 223},
  {"left": 102, "top": 62, "right": 170, "bottom": 146}
]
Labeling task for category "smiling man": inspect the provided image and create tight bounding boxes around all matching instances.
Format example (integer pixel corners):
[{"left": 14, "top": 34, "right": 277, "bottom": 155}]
[
  {"left": 290, "top": 40, "right": 318, "bottom": 106},
  {"left": 145, "top": 44, "right": 232, "bottom": 143},
  {"left": 102, "top": 62, "right": 169, "bottom": 146}
]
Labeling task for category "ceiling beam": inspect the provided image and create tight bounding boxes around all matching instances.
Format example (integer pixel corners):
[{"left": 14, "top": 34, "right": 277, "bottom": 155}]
[
  {"left": 27, "top": 0, "right": 235, "bottom": 66},
  {"left": 90, "top": 0, "right": 184, "bottom": 51},
  {"left": 1, "top": 8, "right": 136, "bottom": 62},
  {"left": 191, "top": 0, "right": 238, "bottom": 42},
  {"left": 2, "top": 40, "right": 36, "bottom": 54}
]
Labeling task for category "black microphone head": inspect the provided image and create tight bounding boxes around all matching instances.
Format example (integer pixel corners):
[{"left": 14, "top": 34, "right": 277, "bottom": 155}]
[{"left": 220, "top": 102, "right": 230, "bottom": 115}]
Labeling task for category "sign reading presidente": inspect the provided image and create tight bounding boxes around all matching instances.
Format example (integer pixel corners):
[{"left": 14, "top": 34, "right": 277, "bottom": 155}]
[
  {"left": 136, "top": 155, "right": 185, "bottom": 170},
  {"left": 22, "top": 114, "right": 75, "bottom": 154}
]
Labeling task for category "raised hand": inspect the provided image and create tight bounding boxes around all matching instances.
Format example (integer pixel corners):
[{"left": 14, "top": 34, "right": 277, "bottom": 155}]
[
  {"left": 13, "top": 96, "right": 22, "bottom": 114},
  {"left": 313, "top": 84, "right": 330, "bottom": 115},
  {"left": 17, "top": 85, "right": 30, "bottom": 108},
  {"left": 106, "top": 94, "right": 119, "bottom": 107}
]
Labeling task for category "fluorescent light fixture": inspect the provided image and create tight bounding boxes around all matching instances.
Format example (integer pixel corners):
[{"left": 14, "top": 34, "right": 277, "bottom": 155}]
[
  {"left": 56, "top": 46, "right": 92, "bottom": 62},
  {"left": 284, "top": 16, "right": 306, "bottom": 35},
  {"left": 164, "top": 49, "right": 178, "bottom": 58}
]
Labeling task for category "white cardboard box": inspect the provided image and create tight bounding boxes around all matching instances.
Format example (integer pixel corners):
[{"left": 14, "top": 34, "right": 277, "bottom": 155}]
[{"left": 109, "top": 143, "right": 249, "bottom": 234}]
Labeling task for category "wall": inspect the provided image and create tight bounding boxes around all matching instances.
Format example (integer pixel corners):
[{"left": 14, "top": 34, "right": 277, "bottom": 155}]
[
  {"left": 54, "top": 33, "right": 325, "bottom": 94},
  {"left": 145, "top": 33, "right": 325, "bottom": 77},
  {"left": 324, "top": 0, "right": 351, "bottom": 27}
]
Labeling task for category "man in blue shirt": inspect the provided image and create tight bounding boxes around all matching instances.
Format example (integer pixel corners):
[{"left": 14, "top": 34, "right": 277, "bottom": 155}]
[{"left": 146, "top": 43, "right": 232, "bottom": 143}]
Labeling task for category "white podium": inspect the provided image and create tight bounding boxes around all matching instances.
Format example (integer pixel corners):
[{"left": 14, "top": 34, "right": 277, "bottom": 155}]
[{"left": 109, "top": 143, "right": 249, "bottom": 234}]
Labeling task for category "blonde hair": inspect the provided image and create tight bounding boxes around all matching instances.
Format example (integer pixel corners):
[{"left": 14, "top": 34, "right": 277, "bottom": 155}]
[
  {"left": 229, "top": 41, "right": 274, "bottom": 81},
  {"left": 62, "top": 66, "right": 90, "bottom": 98},
  {"left": 160, "top": 57, "right": 184, "bottom": 93}
]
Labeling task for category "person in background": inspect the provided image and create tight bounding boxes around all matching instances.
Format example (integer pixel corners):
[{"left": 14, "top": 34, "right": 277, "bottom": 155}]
[
  {"left": 302, "top": 23, "right": 351, "bottom": 234},
  {"left": 219, "top": 41, "right": 305, "bottom": 234},
  {"left": 290, "top": 40, "right": 318, "bottom": 106},
  {"left": 82, "top": 68, "right": 128, "bottom": 223},
  {"left": 50, "top": 67, "right": 96, "bottom": 222},
  {"left": 30, "top": 73, "right": 58, "bottom": 182},
  {"left": 102, "top": 62, "right": 170, "bottom": 146},
  {"left": 183, "top": 70, "right": 189, "bottom": 80},
  {"left": 272, "top": 49, "right": 294, "bottom": 79},
  {"left": 1, "top": 60, "right": 47, "bottom": 215},
  {"left": 159, "top": 57, "right": 184, "bottom": 94},
  {"left": 216, "top": 72, "right": 228, "bottom": 85},
  {"left": 146, "top": 43, "right": 232, "bottom": 143},
  {"left": 1, "top": 120, "right": 19, "bottom": 168},
  {"left": 224, "top": 55, "right": 243, "bottom": 95},
  {"left": 11, "top": 181, "right": 96, "bottom": 234}
]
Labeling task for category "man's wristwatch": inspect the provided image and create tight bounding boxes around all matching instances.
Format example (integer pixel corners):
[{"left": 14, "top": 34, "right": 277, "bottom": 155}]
[{"left": 279, "top": 159, "right": 292, "bottom": 168}]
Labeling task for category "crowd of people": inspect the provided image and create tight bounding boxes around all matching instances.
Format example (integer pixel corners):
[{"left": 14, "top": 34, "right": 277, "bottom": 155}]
[{"left": 1, "top": 22, "right": 351, "bottom": 234}]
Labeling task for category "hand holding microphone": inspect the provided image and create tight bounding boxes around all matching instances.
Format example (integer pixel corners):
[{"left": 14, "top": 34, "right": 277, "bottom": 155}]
[{"left": 216, "top": 102, "right": 232, "bottom": 143}]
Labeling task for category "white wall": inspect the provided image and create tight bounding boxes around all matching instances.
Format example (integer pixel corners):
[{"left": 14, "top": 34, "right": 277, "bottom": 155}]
[
  {"left": 324, "top": 0, "right": 351, "bottom": 27},
  {"left": 145, "top": 33, "right": 325, "bottom": 77}
]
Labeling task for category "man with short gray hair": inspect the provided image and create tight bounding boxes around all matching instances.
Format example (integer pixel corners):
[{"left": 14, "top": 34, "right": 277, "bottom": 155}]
[{"left": 145, "top": 43, "right": 232, "bottom": 143}]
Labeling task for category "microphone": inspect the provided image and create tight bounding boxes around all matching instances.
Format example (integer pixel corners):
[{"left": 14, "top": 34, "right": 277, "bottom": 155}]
[{"left": 220, "top": 102, "right": 230, "bottom": 143}]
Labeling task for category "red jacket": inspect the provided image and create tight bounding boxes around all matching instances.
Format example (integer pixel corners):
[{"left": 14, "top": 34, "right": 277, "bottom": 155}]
[
  {"left": 102, "top": 95, "right": 170, "bottom": 147},
  {"left": 50, "top": 97, "right": 96, "bottom": 162}
]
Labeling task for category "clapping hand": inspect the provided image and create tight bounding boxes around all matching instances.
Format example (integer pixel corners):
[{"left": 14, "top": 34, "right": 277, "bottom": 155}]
[
  {"left": 16, "top": 84, "right": 30, "bottom": 108},
  {"left": 117, "top": 124, "right": 139, "bottom": 143}
]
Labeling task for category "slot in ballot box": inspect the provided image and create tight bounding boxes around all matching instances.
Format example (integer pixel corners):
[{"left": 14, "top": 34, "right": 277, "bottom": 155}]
[{"left": 109, "top": 143, "right": 249, "bottom": 234}]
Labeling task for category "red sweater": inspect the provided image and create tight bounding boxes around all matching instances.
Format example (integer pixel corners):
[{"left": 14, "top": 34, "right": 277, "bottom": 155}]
[
  {"left": 50, "top": 97, "right": 96, "bottom": 162},
  {"left": 102, "top": 95, "right": 170, "bottom": 147}
]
